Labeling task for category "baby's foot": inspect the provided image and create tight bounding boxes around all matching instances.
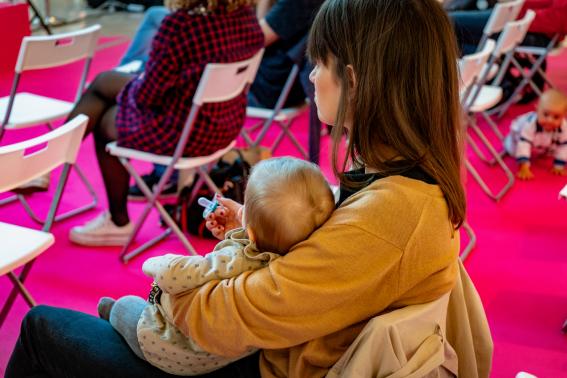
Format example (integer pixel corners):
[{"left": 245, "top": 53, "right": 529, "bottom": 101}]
[{"left": 97, "top": 297, "right": 116, "bottom": 320}]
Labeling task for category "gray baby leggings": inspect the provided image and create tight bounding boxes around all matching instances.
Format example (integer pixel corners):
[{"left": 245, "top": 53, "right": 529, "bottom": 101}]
[{"left": 109, "top": 295, "right": 148, "bottom": 360}]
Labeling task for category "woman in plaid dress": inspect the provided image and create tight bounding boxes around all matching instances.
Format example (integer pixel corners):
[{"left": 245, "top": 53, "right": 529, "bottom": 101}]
[{"left": 65, "top": 0, "right": 264, "bottom": 246}]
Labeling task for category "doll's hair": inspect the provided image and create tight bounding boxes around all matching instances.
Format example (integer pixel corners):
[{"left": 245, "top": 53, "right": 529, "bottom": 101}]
[
  {"left": 244, "top": 157, "right": 335, "bottom": 255},
  {"left": 307, "top": 0, "right": 466, "bottom": 228},
  {"left": 538, "top": 89, "right": 567, "bottom": 113},
  {"left": 165, "top": 0, "right": 254, "bottom": 12}
]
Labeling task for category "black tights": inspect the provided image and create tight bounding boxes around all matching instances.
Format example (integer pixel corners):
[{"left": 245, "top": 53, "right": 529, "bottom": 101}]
[{"left": 66, "top": 71, "right": 135, "bottom": 226}]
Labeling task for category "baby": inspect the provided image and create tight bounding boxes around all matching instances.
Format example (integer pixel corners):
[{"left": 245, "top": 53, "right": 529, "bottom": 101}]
[
  {"left": 97, "top": 157, "right": 335, "bottom": 375},
  {"left": 504, "top": 89, "right": 567, "bottom": 180}
]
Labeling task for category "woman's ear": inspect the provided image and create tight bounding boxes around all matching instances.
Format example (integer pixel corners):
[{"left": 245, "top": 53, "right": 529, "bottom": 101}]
[{"left": 346, "top": 64, "right": 357, "bottom": 98}]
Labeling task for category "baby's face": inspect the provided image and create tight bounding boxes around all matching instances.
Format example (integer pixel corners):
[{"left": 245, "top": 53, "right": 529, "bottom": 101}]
[{"left": 537, "top": 101, "right": 566, "bottom": 131}]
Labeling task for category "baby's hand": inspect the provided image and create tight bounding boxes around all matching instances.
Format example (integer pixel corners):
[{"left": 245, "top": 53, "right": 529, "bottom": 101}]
[
  {"left": 551, "top": 166, "right": 567, "bottom": 176},
  {"left": 205, "top": 195, "right": 244, "bottom": 240}
]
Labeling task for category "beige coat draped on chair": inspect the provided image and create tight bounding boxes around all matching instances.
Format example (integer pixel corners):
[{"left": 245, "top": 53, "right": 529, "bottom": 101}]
[{"left": 326, "top": 260, "right": 493, "bottom": 378}]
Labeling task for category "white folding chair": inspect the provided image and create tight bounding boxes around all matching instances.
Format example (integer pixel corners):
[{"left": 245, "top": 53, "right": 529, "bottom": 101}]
[
  {"left": 463, "top": 11, "right": 535, "bottom": 201},
  {"left": 460, "top": 39, "right": 515, "bottom": 201},
  {"left": 242, "top": 37, "right": 310, "bottom": 159},
  {"left": 476, "top": 0, "right": 525, "bottom": 52},
  {"left": 107, "top": 50, "right": 264, "bottom": 263},
  {"left": 0, "top": 115, "right": 88, "bottom": 327},
  {"left": 242, "top": 66, "right": 309, "bottom": 159},
  {"left": 0, "top": 25, "right": 100, "bottom": 224}
]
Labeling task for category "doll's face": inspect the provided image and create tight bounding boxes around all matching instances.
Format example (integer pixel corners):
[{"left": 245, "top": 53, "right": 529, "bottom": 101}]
[{"left": 537, "top": 99, "right": 567, "bottom": 132}]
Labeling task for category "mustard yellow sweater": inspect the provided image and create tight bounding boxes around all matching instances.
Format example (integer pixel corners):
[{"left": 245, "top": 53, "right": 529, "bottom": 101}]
[{"left": 164, "top": 175, "right": 459, "bottom": 378}]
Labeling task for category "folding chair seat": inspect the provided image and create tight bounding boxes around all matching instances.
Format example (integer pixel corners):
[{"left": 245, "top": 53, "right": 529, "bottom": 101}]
[
  {"left": 242, "top": 37, "right": 310, "bottom": 159},
  {"left": 0, "top": 25, "right": 101, "bottom": 224},
  {"left": 460, "top": 221, "right": 477, "bottom": 262},
  {"left": 107, "top": 50, "right": 264, "bottom": 263},
  {"left": 462, "top": 11, "right": 535, "bottom": 201},
  {"left": 0, "top": 115, "right": 88, "bottom": 327}
]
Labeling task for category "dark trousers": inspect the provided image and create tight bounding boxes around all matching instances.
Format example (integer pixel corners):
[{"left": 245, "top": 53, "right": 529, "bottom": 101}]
[{"left": 6, "top": 305, "right": 262, "bottom": 378}]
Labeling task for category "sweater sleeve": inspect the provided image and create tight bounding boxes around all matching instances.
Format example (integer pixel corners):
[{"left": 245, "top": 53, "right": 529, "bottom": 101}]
[
  {"left": 142, "top": 254, "right": 213, "bottom": 295},
  {"left": 168, "top": 223, "right": 407, "bottom": 357},
  {"left": 142, "top": 243, "right": 271, "bottom": 295}
]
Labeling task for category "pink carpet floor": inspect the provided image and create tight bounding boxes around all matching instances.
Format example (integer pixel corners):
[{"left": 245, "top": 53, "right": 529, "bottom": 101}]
[{"left": 0, "top": 37, "right": 566, "bottom": 377}]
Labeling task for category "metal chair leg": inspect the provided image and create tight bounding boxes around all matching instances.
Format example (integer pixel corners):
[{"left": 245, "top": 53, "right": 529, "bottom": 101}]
[
  {"left": 466, "top": 116, "right": 506, "bottom": 165},
  {"left": 119, "top": 158, "right": 198, "bottom": 263},
  {"left": 469, "top": 121, "right": 515, "bottom": 201},
  {"left": 0, "top": 263, "right": 36, "bottom": 328},
  {"left": 9, "top": 164, "right": 98, "bottom": 226},
  {"left": 271, "top": 120, "right": 308, "bottom": 159},
  {"left": 460, "top": 221, "right": 477, "bottom": 262}
]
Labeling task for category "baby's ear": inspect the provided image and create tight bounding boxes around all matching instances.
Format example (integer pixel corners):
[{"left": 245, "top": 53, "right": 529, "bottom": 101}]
[{"left": 247, "top": 226, "right": 256, "bottom": 243}]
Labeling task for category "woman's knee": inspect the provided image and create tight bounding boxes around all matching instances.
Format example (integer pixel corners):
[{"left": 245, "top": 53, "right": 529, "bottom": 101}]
[
  {"left": 19, "top": 305, "right": 61, "bottom": 345},
  {"left": 89, "top": 71, "right": 133, "bottom": 100},
  {"left": 89, "top": 71, "right": 117, "bottom": 94}
]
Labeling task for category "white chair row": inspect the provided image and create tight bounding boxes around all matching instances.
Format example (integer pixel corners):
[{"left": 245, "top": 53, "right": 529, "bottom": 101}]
[
  {"left": 0, "top": 25, "right": 101, "bottom": 225},
  {"left": 460, "top": 9, "right": 536, "bottom": 202},
  {"left": 0, "top": 115, "right": 88, "bottom": 327},
  {"left": 0, "top": 23, "right": 275, "bottom": 265}
]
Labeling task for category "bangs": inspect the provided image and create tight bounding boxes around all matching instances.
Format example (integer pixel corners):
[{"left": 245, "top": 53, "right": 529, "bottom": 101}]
[{"left": 307, "top": 0, "right": 337, "bottom": 65}]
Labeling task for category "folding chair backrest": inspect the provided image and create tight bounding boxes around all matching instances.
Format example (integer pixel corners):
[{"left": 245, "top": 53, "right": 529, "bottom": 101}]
[
  {"left": 15, "top": 25, "right": 101, "bottom": 73},
  {"left": 460, "top": 39, "right": 496, "bottom": 90},
  {"left": 193, "top": 49, "right": 264, "bottom": 106},
  {"left": 493, "top": 10, "right": 535, "bottom": 56},
  {"left": 0, "top": 115, "right": 87, "bottom": 192},
  {"left": 482, "top": 0, "right": 524, "bottom": 37}
]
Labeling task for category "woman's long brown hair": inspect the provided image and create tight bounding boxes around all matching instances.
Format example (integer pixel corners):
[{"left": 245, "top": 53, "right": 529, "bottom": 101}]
[{"left": 308, "top": 0, "right": 466, "bottom": 228}]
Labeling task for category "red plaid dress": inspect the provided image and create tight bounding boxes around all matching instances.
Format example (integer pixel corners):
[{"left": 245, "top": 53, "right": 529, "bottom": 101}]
[{"left": 115, "top": 6, "right": 264, "bottom": 157}]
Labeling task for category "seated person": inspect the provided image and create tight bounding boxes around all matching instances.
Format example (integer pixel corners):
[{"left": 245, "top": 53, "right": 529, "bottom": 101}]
[
  {"left": 97, "top": 157, "right": 335, "bottom": 375},
  {"left": 504, "top": 88, "right": 567, "bottom": 179},
  {"left": 66, "top": 0, "right": 264, "bottom": 246},
  {"left": 118, "top": 0, "right": 322, "bottom": 108},
  {"left": 124, "top": 0, "right": 325, "bottom": 197}
]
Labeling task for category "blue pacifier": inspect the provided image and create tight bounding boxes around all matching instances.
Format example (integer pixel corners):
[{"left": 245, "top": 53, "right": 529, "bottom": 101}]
[{"left": 197, "top": 196, "right": 219, "bottom": 219}]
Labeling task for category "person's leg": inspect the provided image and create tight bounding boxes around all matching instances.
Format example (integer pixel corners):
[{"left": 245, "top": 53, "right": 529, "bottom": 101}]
[
  {"left": 448, "top": 10, "right": 492, "bottom": 55},
  {"left": 6, "top": 306, "right": 261, "bottom": 378},
  {"left": 66, "top": 71, "right": 134, "bottom": 136},
  {"left": 119, "top": 6, "right": 169, "bottom": 66},
  {"left": 68, "top": 72, "right": 137, "bottom": 245},
  {"left": 107, "top": 296, "right": 147, "bottom": 360},
  {"left": 93, "top": 105, "right": 130, "bottom": 226}
]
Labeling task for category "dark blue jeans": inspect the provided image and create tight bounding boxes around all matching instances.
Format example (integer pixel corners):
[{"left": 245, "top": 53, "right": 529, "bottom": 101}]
[
  {"left": 6, "top": 305, "right": 262, "bottom": 378},
  {"left": 449, "top": 10, "right": 492, "bottom": 55}
]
